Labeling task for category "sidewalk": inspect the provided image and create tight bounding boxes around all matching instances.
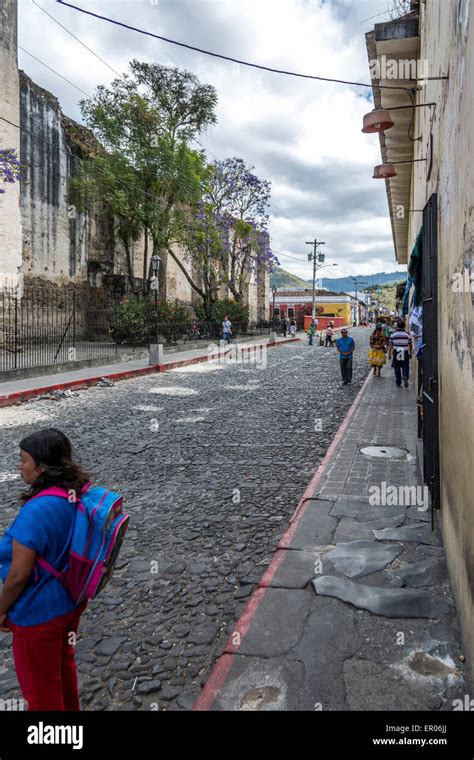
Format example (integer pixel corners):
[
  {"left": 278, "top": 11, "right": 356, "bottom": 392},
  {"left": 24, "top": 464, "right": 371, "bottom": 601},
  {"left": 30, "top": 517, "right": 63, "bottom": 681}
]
[
  {"left": 0, "top": 333, "right": 298, "bottom": 408},
  {"left": 194, "top": 371, "right": 467, "bottom": 711}
]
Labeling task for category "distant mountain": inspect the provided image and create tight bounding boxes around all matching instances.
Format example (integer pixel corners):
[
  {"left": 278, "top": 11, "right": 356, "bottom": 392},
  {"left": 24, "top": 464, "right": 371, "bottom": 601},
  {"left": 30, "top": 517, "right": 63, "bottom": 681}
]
[
  {"left": 306, "top": 271, "right": 406, "bottom": 293},
  {"left": 270, "top": 266, "right": 309, "bottom": 290},
  {"left": 270, "top": 268, "right": 406, "bottom": 294}
]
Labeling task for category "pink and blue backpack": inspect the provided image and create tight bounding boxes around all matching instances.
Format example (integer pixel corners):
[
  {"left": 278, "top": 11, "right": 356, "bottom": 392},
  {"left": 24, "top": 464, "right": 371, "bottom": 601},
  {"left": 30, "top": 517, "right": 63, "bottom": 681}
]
[{"left": 29, "top": 482, "right": 129, "bottom": 605}]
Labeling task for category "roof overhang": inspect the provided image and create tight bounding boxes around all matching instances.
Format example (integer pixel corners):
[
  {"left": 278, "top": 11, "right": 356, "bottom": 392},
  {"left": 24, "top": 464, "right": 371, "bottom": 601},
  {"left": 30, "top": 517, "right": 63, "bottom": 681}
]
[{"left": 366, "top": 15, "right": 420, "bottom": 264}]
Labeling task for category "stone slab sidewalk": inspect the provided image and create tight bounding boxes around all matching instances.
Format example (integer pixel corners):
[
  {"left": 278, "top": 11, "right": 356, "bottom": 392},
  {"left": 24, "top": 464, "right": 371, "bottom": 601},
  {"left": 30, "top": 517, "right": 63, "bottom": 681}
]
[{"left": 194, "top": 371, "right": 468, "bottom": 711}]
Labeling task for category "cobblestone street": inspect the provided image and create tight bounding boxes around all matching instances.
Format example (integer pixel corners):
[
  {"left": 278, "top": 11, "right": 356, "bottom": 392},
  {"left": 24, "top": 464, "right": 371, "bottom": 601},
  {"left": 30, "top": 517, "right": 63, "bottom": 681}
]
[{"left": 0, "top": 330, "right": 370, "bottom": 710}]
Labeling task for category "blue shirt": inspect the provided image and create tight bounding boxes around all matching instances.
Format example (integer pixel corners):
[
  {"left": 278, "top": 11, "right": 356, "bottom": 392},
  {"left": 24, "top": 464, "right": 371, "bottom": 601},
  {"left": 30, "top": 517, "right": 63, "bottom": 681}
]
[
  {"left": 336, "top": 336, "right": 355, "bottom": 359},
  {"left": 0, "top": 495, "right": 77, "bottom": 626}
]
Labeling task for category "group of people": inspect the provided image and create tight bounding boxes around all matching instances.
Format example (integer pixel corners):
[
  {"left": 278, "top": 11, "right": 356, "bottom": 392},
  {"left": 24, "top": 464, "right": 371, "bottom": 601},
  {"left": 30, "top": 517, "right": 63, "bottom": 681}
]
[
  {"left": 280, "top": 317, "right": 297, "bottom": 338},
  {"left": 307, "top": 319, "right": 336, "bottom": 347},
  {"left": 334, "top": 317, "right": 414, "bottom": 387},
  {"left": 368, "top": 317, "right": 413, "bottom": 387}
]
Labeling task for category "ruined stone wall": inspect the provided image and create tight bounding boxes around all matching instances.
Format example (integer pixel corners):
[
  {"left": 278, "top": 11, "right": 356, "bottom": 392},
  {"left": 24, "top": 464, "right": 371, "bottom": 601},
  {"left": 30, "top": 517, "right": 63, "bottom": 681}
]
[
  {"left": 1, "top": 0, "right": 269, "bottom": 320},
  {"left": 0, "top": 0, "right": 23, "bottom": 288},
  {"left": 19, "top": 73, "right": 114, "bottom": 288}
]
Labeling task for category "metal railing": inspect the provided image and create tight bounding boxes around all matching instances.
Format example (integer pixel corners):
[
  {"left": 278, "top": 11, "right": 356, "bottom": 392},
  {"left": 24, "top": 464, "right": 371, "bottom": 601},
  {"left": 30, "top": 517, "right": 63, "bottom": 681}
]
[
  {"left": 0, "top": 285, "right": 271, "bottom": 373},
  {"left": 0, "top": 286, "right": 120, "bottom": 372},
  {"left": 147, "top": 321, "right": 268, "bottom": 346}
]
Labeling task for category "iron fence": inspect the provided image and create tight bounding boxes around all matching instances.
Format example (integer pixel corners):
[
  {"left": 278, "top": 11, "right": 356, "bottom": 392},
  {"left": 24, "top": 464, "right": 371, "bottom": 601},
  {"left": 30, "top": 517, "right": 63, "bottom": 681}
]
[
  {"left": 0, "top": 286, "right": 119, "bottom": 372},
  {"left": 0, "top": 286, "right": 271, "bottom": 373},
  {"left": 145, "top": 321, "right": 267, "bottom": 346}
]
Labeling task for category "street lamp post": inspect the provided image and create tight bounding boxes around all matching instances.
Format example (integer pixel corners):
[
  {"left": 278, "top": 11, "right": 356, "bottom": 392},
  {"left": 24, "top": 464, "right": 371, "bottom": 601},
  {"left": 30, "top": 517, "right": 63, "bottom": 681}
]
[
  {"left": 272, "top": 286, "right": 277, "bottom": 330},
  {"left": 151, "top": 254, "right": 161, "bottom": 344}
]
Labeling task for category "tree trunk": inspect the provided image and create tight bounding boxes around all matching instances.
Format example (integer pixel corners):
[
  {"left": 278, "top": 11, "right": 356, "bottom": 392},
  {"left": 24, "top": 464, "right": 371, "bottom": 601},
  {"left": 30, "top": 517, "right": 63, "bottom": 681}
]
[
  {"left": 142, "top": 227, "right": 149, "bottom": 295},
  {"left": 123, "top": 237, "right": 135, "bottom": 293},
  {"left": 166, "top": 247, "right": 206, "bottom": 301}
]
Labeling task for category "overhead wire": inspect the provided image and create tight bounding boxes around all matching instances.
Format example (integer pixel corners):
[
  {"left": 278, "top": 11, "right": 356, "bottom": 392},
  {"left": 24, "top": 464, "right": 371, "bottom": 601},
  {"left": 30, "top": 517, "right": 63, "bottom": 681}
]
[
  {"left": 25, "top": 3, "right": 316, "bottom": 249},
  {"left": 24, "top": 1, "right": 376, "bottom": 276},
  {"left": 55, "top": 0, "right": 414, "bottom": 92}
]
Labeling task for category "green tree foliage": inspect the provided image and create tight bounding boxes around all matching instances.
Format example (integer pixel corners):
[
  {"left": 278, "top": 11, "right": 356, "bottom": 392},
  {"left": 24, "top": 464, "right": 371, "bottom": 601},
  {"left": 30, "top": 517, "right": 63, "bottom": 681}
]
[
  {"left": 72, "top": 61, "right": 217, "bottom": 294},
  {"left": 195, "top": 298, "right": 249, "bottom": 327}
]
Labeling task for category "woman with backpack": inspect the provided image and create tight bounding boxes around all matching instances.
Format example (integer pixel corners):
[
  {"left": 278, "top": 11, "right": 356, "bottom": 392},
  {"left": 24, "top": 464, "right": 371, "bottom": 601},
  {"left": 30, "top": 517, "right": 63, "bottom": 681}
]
[{"left": 0, "top": 428, "right": 92, "bottom": 711}]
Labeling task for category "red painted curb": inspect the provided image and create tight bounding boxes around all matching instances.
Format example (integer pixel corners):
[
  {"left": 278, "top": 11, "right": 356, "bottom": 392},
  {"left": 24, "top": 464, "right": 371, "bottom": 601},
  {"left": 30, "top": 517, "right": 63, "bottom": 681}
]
[
  {"left": 0, "top": 338, "right": 300, "bottom": 408},
  {"left": 192, "top": 369, "right": 373, "bottom": 711}
]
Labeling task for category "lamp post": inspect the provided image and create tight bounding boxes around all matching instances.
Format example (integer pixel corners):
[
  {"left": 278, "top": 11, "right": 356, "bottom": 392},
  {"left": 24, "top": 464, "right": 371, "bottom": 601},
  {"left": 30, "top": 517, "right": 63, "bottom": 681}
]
[
  {"left": 271, "top": 286, "right": 277, "bottom": 330},
  {"left": 151, "top": 254, "right": 161, "bottom": 343}
]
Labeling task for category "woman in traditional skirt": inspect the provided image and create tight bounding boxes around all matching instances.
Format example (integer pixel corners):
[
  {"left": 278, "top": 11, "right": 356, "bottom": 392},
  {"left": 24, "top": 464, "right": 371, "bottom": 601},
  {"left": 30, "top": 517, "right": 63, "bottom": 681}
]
[{"left": 368, "top": 323, "right": 387, "bottom": 376}]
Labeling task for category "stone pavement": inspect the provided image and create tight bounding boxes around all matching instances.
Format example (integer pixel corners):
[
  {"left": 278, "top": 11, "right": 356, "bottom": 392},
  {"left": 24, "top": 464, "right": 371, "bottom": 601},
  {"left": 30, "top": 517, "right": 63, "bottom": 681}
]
[
  {"left": 195, "top": 369, "right": 468, "bottom": 711},
  {"left": 0, "top": 329, "right": 363, "bottom": 711},
  {"left": 0, "top": 333, "right": 299, "bottom": 405}
]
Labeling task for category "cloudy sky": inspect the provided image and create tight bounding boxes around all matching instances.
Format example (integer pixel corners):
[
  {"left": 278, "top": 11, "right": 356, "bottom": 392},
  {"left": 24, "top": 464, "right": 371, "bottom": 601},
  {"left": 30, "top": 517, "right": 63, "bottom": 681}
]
[{"left": 17, "top": 0, "right": 407, "bottom": 283}]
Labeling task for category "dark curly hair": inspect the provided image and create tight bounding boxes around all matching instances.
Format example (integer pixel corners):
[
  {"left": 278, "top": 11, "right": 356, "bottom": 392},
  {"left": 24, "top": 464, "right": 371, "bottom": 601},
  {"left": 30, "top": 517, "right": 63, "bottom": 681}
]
[{"left": 19, "top": 428, "right": 91, "bottom": 503}]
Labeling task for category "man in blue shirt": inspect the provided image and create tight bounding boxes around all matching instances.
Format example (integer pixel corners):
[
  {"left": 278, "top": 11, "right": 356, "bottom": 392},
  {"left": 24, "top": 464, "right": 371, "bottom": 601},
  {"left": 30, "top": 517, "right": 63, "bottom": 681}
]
[{"left": 336, "top": 328, "right": 355, "bottom": 384}]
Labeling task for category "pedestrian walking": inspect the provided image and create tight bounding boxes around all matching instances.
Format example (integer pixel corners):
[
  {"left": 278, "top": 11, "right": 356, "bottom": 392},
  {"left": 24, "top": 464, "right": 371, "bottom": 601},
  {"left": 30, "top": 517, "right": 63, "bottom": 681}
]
[
  {"left": 389, "top": 319, "right": 413, "bottom": 387},
  {"left": 221, "top": 315, "right": 232, "bottom": 343},
  {"left": 289, "top": 320, "right": 297, "bottom": 338},
  {"left": 368, "top": 323, "right": 387, "bottom": 376},
  {"left": 307, "top": 321, "right": 315, "bottom": 345},
  {"left": 281, "top": 316, "right": 288, "bottom": 337},
  {"left": 336, "top": 328, "right": 355, "bottom": 384},
  {"left": 325, "top": 324, "right": 334, "bottom": 347},
  {"left": 0, "top": 429, "right": 91, "bottom": 711}
]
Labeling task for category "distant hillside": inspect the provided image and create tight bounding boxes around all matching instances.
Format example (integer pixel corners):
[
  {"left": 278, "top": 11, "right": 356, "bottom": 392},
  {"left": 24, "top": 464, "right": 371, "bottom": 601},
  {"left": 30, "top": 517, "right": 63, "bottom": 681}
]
[
  {"left": 270, "top": 268, "right": 406, "bottom": 294},
  {"left": 308, "top": 271, "right": 406, "bottom": 293},
  {"left": 270, "top": 266, "right": 309, "bottom": 290}
]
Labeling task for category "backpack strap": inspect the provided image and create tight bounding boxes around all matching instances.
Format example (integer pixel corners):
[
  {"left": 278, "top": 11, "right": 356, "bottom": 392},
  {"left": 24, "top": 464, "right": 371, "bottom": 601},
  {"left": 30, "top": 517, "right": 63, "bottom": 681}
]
[
  {"left": 28, "top": 486, "right": 88, "bottom": 581},
  {"left": 27, "top": 486, "right": 87, "bottom": 512},
  {"left": 36, "top": 556, "right": 62, "bottom": 579},
  {"left": 27, "top": 486, "right": 70, "bottom": 502}
]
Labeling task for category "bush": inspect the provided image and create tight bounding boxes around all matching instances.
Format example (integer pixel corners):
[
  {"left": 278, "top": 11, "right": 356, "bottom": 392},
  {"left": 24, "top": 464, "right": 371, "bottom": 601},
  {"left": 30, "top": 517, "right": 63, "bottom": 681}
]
[
  {"left": 195, "top": 299, "right": 249, "bottom": 328},
  {"left": 111, "top": 298, "right": 192, "bottom": 344},
  {"left": 111, "top": 298, "right": 153, "bottom": 345}
]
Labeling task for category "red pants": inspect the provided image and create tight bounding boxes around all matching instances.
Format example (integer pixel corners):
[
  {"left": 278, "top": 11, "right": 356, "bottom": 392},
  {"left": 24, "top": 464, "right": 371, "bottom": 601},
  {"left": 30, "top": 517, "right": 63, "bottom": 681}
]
[{"left": 7, "top": 602, "right": 87, "bottom": 711}]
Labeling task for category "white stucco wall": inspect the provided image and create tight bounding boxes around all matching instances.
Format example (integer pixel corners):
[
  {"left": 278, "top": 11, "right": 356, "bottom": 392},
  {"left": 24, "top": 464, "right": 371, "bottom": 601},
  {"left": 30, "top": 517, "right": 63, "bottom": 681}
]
[{"left": 413, "top": 0, "right": 474, "bottom": 682}]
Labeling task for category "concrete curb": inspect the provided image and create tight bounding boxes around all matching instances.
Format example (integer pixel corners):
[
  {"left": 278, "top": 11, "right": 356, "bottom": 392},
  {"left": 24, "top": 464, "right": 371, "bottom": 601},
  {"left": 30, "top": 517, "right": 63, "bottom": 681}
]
[
  {"left": 0, "top": 336, "right": 300, "bottom": 408},
  {"left": 192, "top": 369, "right": 373, "bottom": 711}
]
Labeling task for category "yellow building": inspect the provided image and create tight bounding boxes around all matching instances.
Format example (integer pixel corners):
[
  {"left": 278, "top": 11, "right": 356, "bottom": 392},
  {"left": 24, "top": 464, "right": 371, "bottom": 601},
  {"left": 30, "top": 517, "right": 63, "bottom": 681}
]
[{"left": 270, "top": 289, "right": 362, "bottom": 328}]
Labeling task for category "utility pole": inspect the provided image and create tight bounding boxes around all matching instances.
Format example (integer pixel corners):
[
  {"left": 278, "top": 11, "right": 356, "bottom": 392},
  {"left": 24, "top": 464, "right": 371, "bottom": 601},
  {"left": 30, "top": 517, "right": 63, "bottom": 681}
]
[{"left": 306, "top": 239, "right": 326, "bottom": 321}]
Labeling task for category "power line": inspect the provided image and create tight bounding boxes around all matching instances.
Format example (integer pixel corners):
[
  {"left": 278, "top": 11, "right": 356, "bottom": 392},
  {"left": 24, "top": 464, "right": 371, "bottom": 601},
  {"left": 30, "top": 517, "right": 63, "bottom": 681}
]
[
  {"left": 20, "top": 8, "right": 345, "bottom": 258},
  {"left": 55, "top": 0, "right": 410, "bottom": 92},
  {"left": 18, "top": 45, "right": 91, "bottom": 97},
  {"left": 32, "top": 0, "right": 121, "bottom": 77},
  {"left": 0, "top": 114, "right": 154, "bottom": 203},
  {"left": 14, "top": 47, "right": 296, "bottom": 247},
  {"left": 12, "top": 49, "right": 237, "bottom": 210},
  {"left": 29, "top": 3, "right": 324, "bottom": 248}
]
